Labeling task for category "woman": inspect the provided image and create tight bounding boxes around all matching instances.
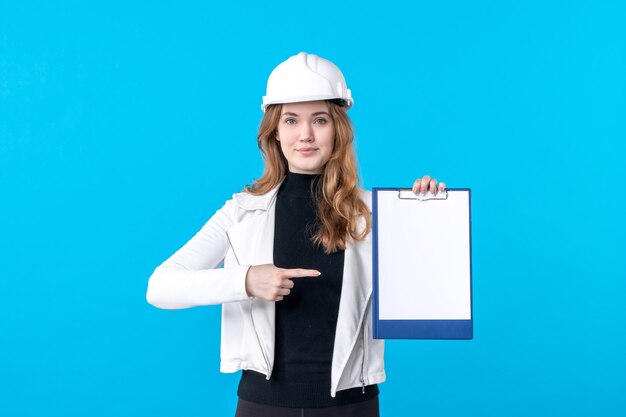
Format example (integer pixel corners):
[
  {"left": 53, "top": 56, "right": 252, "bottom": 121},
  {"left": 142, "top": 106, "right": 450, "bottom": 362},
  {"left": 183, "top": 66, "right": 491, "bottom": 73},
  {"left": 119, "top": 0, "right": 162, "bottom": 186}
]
[{"left": 146, "top": 52, "right": 446, "bottom": 417}]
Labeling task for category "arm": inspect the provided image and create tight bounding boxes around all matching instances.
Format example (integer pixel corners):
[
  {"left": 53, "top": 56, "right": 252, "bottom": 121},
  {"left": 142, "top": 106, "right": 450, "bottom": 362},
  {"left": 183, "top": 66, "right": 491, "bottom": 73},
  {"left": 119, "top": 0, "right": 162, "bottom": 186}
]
[{"left": 145, "top": 198, "right": 251, "bottom": 310}]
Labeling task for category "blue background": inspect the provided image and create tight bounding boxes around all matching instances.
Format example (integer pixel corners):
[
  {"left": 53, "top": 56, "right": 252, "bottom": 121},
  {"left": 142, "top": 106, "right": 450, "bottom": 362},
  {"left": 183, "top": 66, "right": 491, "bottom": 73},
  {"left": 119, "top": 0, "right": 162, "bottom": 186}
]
[{"left": 1, "top": 1, "right": 625, "bottom": 416}]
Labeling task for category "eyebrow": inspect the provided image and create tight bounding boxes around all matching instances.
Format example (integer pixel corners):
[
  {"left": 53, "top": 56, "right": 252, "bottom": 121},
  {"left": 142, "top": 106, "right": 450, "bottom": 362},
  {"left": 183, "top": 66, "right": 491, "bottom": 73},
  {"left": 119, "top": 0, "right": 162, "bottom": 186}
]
[{"left": 281, "top": 111, "right": 331, "bottom": 117}]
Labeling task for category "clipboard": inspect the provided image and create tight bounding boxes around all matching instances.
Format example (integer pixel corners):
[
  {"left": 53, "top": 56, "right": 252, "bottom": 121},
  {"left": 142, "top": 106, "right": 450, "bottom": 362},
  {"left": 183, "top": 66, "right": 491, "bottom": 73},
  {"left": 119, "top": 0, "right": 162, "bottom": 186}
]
[{"left": 372, "top": 188, "right": 473, "bottom": 339}]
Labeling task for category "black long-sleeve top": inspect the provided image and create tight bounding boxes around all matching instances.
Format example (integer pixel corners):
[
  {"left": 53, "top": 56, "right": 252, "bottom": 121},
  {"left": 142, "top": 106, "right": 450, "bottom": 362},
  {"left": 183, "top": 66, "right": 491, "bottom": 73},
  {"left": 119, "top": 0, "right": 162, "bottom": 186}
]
[{"left": 237, "top": 171, "right": 378, "bottom": 407}]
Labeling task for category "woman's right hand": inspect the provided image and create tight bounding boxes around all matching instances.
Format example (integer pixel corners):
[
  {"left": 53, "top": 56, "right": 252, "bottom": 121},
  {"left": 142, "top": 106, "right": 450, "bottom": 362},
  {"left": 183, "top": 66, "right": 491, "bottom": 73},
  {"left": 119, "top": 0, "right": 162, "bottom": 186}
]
[{"left": 245, "top": 264, "right": 321, "bottom": 302}]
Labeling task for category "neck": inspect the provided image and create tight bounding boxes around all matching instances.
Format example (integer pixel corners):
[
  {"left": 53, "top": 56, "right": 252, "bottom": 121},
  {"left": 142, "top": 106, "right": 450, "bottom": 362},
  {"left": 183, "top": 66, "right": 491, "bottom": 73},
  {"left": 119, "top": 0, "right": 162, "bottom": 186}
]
[{"left": 279, "top": 170, "right": 321, "bottom": 197}]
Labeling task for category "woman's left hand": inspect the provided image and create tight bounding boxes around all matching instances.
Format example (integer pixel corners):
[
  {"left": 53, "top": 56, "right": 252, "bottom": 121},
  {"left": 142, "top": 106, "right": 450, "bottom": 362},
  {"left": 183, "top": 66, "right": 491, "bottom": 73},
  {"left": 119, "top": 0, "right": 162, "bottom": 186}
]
[{"left": 412, "top": 174, "right": 446, "bottom": 194}]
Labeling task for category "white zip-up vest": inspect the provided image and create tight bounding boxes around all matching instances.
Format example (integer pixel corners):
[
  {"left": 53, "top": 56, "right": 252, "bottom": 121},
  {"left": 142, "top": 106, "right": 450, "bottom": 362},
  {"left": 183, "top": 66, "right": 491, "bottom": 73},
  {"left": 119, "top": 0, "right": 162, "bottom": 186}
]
[{"left": 146, "top": 184, "right": 386, "bottom": 397}]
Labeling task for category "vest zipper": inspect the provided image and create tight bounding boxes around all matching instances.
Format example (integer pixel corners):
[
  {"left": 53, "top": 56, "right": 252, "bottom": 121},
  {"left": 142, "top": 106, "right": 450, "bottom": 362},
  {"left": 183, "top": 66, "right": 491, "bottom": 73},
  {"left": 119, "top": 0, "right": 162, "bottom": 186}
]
[{"left": 360, "top": 319, "right": 368, "bottom": 393}]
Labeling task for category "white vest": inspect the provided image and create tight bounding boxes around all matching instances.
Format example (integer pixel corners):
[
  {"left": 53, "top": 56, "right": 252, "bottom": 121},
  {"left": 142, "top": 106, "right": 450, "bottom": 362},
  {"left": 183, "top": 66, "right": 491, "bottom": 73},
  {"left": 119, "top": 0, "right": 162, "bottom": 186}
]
[{"left": 146, "top": 184, "right": 386, "bottom": 397}]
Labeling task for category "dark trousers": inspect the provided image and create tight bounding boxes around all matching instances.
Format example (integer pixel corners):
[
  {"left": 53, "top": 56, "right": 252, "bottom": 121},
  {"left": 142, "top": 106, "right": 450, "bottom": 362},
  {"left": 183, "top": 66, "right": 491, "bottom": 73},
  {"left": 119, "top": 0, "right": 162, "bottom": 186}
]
[{"left": 234, "top": 396, "right": 380, "bottom": 417}]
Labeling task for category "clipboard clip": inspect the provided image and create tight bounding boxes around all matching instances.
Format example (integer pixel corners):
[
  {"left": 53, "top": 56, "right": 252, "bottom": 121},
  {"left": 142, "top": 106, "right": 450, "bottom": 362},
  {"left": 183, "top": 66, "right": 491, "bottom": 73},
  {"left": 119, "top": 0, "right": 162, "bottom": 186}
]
[{"left": 397, "top": 189, "right": 448, "bottom": 201}]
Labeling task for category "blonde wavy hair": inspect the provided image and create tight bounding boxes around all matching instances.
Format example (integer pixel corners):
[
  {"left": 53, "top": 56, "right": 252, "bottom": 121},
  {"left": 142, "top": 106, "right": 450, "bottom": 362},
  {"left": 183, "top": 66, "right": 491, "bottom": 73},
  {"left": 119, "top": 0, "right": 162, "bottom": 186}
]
[{"left": 245, "top": 101, "right": 371, "bottom": 254}]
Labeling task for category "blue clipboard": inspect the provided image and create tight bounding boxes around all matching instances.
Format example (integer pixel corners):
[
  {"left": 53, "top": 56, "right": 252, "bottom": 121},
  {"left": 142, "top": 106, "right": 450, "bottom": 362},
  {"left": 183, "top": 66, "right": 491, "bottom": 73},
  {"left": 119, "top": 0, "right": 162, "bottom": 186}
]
[{"left": 372, "top": 187, "right": 473, "bottom": 339}]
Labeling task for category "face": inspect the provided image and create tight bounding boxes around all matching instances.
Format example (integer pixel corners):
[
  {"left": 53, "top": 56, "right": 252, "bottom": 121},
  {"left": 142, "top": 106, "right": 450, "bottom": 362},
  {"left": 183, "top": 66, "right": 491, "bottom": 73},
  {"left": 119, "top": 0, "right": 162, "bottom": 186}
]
[{"left": 276, "top": 100, "right": 335, "bottom": 175}]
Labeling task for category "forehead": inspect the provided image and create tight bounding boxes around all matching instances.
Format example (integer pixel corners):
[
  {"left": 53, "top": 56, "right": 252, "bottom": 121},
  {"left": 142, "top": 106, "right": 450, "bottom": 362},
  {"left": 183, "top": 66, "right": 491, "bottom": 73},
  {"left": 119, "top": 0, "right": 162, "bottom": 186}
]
[{"left": 281, "top": 100, "right": 329, "bottom": 115}]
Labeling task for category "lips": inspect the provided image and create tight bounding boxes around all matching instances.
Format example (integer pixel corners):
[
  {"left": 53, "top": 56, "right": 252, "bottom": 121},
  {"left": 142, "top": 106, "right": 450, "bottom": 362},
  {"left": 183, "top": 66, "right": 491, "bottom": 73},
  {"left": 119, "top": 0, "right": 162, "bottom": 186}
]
[{"left": 297, "top": 147, "right": 318, "bottom": 156}]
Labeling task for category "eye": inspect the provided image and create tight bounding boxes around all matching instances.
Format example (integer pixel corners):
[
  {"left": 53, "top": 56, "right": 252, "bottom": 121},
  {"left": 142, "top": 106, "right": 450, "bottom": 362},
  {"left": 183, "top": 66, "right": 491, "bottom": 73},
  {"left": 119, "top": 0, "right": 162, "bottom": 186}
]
[
  {"left": 284, "top": 118, "right": 296, "bottom": 125},
  {"left": 314, "top": 118, "right": 328, "bottom": 125}
]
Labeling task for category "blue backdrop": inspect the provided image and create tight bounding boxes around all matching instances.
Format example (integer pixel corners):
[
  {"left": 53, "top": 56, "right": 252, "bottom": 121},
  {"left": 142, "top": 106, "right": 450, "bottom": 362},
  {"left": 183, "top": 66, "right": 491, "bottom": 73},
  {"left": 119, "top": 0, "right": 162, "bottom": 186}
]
[{"left": 1, "top": 1, "right": 624, "bottom": 416}]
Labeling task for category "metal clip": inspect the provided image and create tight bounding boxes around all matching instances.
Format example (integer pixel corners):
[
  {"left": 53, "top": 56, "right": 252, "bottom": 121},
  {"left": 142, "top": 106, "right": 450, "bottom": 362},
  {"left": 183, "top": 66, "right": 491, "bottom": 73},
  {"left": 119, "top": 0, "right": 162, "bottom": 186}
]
[{"left": 398, "top": 189, "right": 448, "bottom": 201}]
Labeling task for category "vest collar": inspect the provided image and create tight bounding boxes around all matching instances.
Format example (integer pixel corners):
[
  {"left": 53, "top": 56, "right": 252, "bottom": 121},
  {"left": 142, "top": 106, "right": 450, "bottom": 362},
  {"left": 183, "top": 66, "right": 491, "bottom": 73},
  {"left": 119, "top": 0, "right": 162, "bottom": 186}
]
[
  {"left": 233, "top": 181, "right": 372, "bottom": 212},
  {"left": 233, "top": 180, "right": 284, "bottom": 211}
]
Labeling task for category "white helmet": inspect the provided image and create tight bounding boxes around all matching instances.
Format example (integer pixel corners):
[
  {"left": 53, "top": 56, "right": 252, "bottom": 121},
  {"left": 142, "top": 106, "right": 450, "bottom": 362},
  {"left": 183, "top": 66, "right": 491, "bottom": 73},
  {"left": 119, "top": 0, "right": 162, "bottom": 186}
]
[{"left": 261, "top": 52, "right": 353, "bottom": 112}]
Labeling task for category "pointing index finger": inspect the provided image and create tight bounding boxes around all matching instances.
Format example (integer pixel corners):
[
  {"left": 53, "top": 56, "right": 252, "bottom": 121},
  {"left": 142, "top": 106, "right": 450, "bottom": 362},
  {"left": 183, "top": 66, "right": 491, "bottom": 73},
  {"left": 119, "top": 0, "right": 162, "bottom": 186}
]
[{"left": 283, "top": 268, "right": 322, "bottom": 278}]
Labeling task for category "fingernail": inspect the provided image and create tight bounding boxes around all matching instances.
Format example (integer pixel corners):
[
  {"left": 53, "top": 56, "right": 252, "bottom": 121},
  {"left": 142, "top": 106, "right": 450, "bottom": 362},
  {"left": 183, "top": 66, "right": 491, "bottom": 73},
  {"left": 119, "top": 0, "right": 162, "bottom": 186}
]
[{"left": 317, "top": 271, "right": 322, "bottom": 276}]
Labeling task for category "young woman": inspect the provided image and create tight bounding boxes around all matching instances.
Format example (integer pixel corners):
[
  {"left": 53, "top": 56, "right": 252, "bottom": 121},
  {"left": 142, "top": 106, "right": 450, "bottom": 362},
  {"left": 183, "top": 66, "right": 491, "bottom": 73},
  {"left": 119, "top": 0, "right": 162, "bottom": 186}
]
[{"left": 146, "top": 52, "right": 446, "bottom": 417}]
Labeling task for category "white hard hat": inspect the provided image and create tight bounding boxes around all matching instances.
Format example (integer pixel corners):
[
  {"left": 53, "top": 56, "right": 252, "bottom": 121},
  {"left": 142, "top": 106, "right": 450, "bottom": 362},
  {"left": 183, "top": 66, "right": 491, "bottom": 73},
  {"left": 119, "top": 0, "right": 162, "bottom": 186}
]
[{"left": 261, "top": 52, "right": 353, "bottom": 112}]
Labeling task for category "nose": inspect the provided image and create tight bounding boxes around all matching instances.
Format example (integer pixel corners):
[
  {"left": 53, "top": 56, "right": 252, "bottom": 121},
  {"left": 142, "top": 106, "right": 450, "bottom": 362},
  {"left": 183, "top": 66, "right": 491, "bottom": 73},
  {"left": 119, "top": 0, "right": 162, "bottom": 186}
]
[{"left": 299, "top": 123, "right": 314, "bottom": 142}]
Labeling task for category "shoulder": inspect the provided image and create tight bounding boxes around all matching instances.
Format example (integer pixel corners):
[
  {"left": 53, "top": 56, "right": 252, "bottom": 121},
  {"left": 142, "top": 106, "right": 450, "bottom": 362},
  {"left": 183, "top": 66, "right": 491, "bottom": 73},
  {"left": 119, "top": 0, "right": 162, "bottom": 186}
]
[
  {"left": 232, "top": 186, "right": 280, "bottom": 211},
  {"left": 359, "top": 188, "right": 372, "bottom": 212},
  {"left": 230, "top": 185, "right": 370, "bottom": 211}
]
